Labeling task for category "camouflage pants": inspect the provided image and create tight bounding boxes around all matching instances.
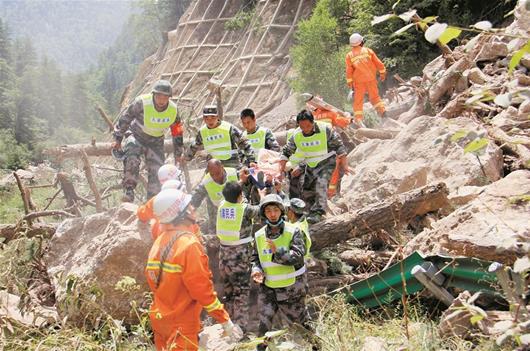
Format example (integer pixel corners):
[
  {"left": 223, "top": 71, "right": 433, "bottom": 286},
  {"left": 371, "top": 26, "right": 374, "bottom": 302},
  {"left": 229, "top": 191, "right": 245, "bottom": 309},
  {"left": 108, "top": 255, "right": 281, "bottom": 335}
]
[
  {"left": 302, "top": 159, "right": 336, "bottom": 217},
  {"left": 122, "top": 135, "right": 165, "bottom": 200},
  {"left": 257, "top": 275, "right": 310, "bottom": 337},
  {"left": 206, "top": 200, "right": 218, "bottom": 235},
  {"left": 288, "top": 171, "right": 302, "bottom": 200},
  {"left": 219, "top": 243, "right": 252, "bottom": 332}
]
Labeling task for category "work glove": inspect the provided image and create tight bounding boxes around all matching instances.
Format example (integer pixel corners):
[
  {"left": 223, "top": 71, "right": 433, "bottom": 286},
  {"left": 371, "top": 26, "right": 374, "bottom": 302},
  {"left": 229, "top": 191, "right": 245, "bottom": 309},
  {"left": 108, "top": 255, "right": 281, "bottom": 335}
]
[
  {"left": 380, "top": 71, "right": 387, "bottom": 82},
  {"left": 222, "top": 319, "right": 234, "bottom": 337}
]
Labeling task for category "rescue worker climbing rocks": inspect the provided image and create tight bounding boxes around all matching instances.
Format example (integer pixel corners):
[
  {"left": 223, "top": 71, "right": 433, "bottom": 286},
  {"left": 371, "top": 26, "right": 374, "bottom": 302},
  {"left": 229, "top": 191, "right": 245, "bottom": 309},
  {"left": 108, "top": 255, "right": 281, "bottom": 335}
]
[
  {"left": 345, "top": 33, "right": 387, "bottom": 122},
  {"left": 251, "top": 194, "right": 312, "bottom": 351},
  {"left": 146, "top": 188, "right": 233, "bottom": 351},
  {"left": 279, "top": 110, "right": 348, "bottom": 223},
  {"left": 112, "top": 79, "right": 184, "bottom": 202}
]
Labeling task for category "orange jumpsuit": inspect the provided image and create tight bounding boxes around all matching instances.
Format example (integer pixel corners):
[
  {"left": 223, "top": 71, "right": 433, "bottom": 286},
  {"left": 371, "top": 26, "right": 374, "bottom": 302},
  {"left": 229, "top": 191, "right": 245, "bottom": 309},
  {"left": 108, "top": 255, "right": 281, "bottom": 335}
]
[
  {"left": 145, "top": 224, "right": 229, "bottom": 351},
  {"left": 345, "top": 46, "right": 386, "bottom": 121},
  {"left": 311, "top": 107, "right": 350, "bottom": 198},
  {"left": 137, "top": 198, "right": 162, "bottom": 240}
]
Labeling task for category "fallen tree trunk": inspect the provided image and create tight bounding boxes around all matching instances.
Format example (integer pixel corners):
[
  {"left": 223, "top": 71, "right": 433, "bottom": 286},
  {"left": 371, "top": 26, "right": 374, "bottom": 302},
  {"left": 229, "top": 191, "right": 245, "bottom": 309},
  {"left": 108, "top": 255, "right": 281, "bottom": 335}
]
[
  {"left": 0, "top": 223, "right": 57, "bottom": 243},
  {"left": 354, "top": 128, "right": 398, "bottom": 140},
  {"left": 43, "top": 131, "right": 289, "bottom": 159},
  {"left": 310, "top": 183, "right": 449, "bottom": 251}
]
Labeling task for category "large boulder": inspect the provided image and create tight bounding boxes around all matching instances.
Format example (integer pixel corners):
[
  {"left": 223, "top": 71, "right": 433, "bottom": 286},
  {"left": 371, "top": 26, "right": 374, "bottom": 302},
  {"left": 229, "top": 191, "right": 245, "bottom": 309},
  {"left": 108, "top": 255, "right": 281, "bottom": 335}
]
[
  {"left": 338, "top": 116, "right": 503, "bottom": 212},
  {"left": 404, "top": 170, "right": 530, "bottom": 264},
  {"left": 45, "top": 203, "right": 152, "bottom": 324}
]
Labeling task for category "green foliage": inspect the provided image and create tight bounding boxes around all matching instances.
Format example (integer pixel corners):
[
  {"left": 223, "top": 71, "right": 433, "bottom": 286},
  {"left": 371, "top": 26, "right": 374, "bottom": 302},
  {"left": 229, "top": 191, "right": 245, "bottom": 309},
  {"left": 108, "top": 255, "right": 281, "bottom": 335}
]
[
  {"left": 0, "top": 130, "right": 31, "bottom": 169},
  {"left": 509, "top": 40, "right": 530, "bottom": 74},
  {"left": 290, "top": 0, "right": 349, "bottom": 106},
  {"left": 290, "top": 0, "right": 517, "bottom": 110},
  {"left": 225, "top": 9, "right": 256, "bottom": 31}
]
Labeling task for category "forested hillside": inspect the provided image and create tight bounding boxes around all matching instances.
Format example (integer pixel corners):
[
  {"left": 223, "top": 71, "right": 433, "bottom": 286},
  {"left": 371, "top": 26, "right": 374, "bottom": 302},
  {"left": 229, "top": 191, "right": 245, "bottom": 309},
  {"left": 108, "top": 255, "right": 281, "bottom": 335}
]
[
  {"left": 0, "top": 0, "right": 132, "bottom": 72},
  {"left": 0, "top": 0, "right": 189, "bottom": 170},
  {"left": 291, "top": 0, "right": 518, "bottom": 107}
]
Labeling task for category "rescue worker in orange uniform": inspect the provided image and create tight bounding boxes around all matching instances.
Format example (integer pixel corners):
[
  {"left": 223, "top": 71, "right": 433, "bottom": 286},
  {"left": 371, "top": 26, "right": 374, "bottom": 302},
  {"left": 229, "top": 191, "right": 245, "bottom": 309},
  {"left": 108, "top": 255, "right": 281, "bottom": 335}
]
[
  {"left": 145, "top": 188, "right": 233, "bottom": 351},
  {"left": 137, "top": 164, "right": 184, "bottom": 240},
  {"left": 345, "top": 33, "right": 387, "bottom": 123}
]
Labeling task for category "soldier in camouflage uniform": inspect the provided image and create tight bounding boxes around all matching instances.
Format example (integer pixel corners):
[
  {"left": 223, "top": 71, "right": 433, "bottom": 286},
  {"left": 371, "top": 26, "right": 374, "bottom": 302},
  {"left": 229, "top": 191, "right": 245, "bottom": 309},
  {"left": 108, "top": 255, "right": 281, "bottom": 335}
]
[
  {"left": 251, "top": 195, "right": 311, "bottom": 351},
  {"left": 112, "top": 80, "right": 184, "bottom": 201},
  {"left": 216, "top": 181, "right": 262, "bottom": 333},
  {"left": 240, "top": 108, "right": 281, "bottom": 206},
  {"left": 279, "top": 110, "right": 347, "bottom": 223},
  {"left": 185, "top": 105, "right": 255, "bottom": 169}
]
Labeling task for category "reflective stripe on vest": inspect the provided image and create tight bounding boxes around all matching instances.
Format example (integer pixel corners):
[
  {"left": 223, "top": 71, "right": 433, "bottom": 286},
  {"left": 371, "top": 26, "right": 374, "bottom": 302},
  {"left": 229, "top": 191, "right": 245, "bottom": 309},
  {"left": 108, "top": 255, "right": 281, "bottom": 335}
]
[
  {"left": 141, "top": 94, "right": 177, "bottom": 137},
  {"left": 244, "top": 126, "right": 267, "bottom": 152},
  {"left": 348, "top": 47, "right": 371, "bottom": 66},
  {"left": 216, "top": 201, "right": 251, "bottom": 246},
  {"left": 202, "top": 167, "right": 238, "bottom": 206},
  {"left": 293, "top": 122, "right": 334, "bottom": 168},
  {"left": 254, "top": 223, "right": 305, "bottom": 288},
  {"left": 294, "top": 218, "right": 312, "bottom": 258},
  {"left": 200, "top": 121, "right": 234, "bottom": 160},
  {"left": 286, "top": 128, "right": 305, "bottom": 166}
]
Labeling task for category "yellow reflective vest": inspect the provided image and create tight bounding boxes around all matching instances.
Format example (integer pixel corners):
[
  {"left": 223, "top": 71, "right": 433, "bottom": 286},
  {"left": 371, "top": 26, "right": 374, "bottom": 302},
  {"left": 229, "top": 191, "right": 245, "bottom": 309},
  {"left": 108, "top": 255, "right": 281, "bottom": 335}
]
[
  {"left": 293, "top": 122, "right": 334, "bottom": 168},
  {"left": 254, "top": 223, "right": 306, "bottom": 288},
  {"left": 140, "top": 94, "right": 178, "bottom": 137},
  {"left": 216, "top": 201, "right": 253, "bottom": 246},
  {"left": 294, "top": 218, "right": 312, "bottom": 258},
  {"left": 202, "top": 167, "right": 238, "bottom": 206},
  {"left": 286, "top": 128, "right": 305, "bottom": 166},
  {"left": 244, "top": 126, "right": 267, "bottom": 153},
  {"left": 200, "top": 121, "right": 236, "bottom": 160}
]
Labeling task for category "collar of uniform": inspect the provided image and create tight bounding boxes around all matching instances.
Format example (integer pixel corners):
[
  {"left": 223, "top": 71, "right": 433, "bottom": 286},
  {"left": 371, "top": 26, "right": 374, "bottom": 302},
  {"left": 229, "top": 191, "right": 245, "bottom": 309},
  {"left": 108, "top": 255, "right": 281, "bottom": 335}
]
[
  {"left": 248, "top": 125, "right": 260, "bottom": 134},
  {"left": 265, "top": 221, "right": 285, "bottom": 239}
]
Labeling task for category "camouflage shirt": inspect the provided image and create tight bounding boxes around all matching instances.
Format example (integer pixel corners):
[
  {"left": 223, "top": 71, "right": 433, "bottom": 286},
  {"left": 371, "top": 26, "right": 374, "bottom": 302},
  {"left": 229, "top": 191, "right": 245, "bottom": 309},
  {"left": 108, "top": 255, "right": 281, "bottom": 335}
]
[
  {"left": 251, "top": 221, "right": 306, "bottom": 273},
  {"left": 280, "top": 122, "right": 346, "bottom": 168},
  {"left": 186, "top": 121, "right": 256, "bottom": 166},
  {"left": 113, "top": 96, "right": 184, "bottom": 157}
]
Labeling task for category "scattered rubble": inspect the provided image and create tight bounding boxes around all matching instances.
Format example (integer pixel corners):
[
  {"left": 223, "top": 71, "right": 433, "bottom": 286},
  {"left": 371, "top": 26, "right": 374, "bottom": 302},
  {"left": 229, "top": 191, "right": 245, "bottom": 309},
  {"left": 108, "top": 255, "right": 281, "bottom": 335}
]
[
  {"left": 405, "top": 170, "right": 530, "bottom": 264},
  {"left": 0, "top": 290, "right": 58, "bottom": 328},
  {"left": 44, "top": 203, "right": 151, "bottom": 324}
]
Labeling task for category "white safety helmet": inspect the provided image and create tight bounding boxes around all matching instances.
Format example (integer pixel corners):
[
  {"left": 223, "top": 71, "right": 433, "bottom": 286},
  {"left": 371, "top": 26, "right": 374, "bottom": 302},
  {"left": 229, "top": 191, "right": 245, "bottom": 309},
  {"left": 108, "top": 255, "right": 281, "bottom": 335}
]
[
  {"left": 158, "top": 164, "right": 181, "bottom": 185},
  {"left": 161, "top": 179, "right": 185, "bottom": 191},
  {"left": 349, "top": 33, "right": 363, "bottom": 46},
  {"left": 153, "top": 189, "right": 192, "bottom": 223}
]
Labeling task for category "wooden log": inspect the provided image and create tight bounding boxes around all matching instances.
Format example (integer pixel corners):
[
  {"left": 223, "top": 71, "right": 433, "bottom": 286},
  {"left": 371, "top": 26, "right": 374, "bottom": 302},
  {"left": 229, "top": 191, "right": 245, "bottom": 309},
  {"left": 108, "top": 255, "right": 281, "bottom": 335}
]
[
  {"left": 354, "top": 128, "right": 398, "bottom": 140},
  {"left": 310, "top": 183, "right": 449, "bottom": 251},
  {"left": 0, "top": 223, "right": 57, "bottom": 243},
  {"left": 429, "top": 57, "right": 473, "bottom": 105},
  {"left": 23, "top": 210, "right": 76, "bottom": 222},
  {"left": 13, "top": 171, "right": 31, "bottom": 217},
  {"left": 43, "top": 131, "right": 284, "bottom": 159},
  {"left": 80, "top": 150, "right": 103, "bottom": 212},
  {"left": 96, "top": 105, "right": 114, "bottom": 132}
]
